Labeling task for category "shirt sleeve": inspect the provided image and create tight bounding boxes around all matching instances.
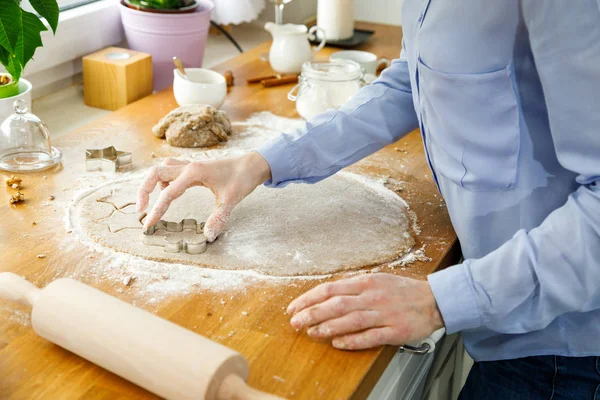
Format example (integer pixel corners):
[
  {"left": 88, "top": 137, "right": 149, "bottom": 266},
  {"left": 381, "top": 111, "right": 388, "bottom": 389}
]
[
  {"left": 428, "top": 0, "right": 600, "bottom": 334},
  {"left": 256, "top": 50, "right": 419, "bottom": 187}
]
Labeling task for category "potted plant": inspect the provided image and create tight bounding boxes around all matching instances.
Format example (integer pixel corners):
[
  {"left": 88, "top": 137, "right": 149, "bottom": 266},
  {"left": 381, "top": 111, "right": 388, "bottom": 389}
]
[
  {"left": 120, "top": 0, "right": 214, "bottom": 91},
  {"left": 0, "top": 0, "right": 59, "bottom": 121}
]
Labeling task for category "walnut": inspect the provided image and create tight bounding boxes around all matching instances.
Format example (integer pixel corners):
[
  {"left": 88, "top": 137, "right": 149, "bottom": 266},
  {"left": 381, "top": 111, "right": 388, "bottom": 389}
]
[
  {"left": 6, "top": 175, "right": 22, "bottom": 187},
  {"left": 9, "top": 191, "right": 24, "bottom": 204}
]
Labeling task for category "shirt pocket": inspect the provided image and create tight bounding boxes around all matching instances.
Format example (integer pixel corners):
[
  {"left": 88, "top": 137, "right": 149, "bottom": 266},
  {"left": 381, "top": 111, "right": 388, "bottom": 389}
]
[{"left": 418, "top": 58, "right": 520, "bottom": 191}]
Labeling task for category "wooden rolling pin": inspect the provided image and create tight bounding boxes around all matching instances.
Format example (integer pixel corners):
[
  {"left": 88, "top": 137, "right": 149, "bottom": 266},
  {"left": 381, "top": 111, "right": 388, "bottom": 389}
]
[{"left": 0, "top": 273, "right": 284, "bottom": 400}]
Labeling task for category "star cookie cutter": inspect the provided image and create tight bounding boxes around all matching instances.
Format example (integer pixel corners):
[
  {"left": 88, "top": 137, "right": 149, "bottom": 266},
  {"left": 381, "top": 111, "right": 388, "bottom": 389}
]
[
  {"left": 142, "top": 219, "right": 207, "bottom": 254},
  {"left": 85, "top": 146, "right": 132, "bottom": 172}
]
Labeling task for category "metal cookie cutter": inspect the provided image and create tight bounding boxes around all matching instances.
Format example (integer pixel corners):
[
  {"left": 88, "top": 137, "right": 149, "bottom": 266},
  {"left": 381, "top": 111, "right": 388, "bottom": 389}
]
[
  {"left": 142, "top": 219, "right": 207, "bottom": 254},
  {"left": 86, "top": 146, "right": 132, "bottom": 172}
]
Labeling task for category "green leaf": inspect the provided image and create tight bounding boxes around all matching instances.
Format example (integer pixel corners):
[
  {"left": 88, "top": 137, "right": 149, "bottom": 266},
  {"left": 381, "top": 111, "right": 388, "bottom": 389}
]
[
  {"left": 152, "top": 0, "right": 180, "bottom": 9},
  {"left": 0, "top": 46, "right": 7, "bottom": 66},
  {"left": 0, "top": 0, "right": 22, "bottom": 53},
  {"left": 0, "top": 0, "right": 57, "bottom": 82},
  {"left": 0, "top": 46, "right": 23, "bottom": 82},
  {"left": 28, "top": 0, "right": 59, "bottom": 34},
  {"left": 13, "top": 9, "right": 47, "bottom": 72}
]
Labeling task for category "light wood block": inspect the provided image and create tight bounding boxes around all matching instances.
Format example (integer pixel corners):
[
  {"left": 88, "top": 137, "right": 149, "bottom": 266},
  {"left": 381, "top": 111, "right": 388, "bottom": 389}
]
[{"left": 83, "top": 47, "right": 153, "bottom": 111}]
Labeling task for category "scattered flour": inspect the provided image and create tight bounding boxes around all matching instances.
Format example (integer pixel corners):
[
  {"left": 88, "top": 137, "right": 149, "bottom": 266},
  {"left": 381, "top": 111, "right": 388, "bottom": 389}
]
[
  {"left": 57, "top": 231, "right": 331, "bottom": 306},
  {"left": 35, "top": 112, "right": 428, "bottom": 312},
  {"left": 388, "top": 245, "right": 432, "bottom": 269},
  {"left": 4, "top": 307, "right": 31, "bottom": 326}
]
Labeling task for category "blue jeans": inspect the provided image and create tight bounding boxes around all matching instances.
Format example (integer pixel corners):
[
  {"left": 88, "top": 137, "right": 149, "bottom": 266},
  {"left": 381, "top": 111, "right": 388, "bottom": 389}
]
[{"left": 459, "top": 356, "right": 600, "bottom": 400}]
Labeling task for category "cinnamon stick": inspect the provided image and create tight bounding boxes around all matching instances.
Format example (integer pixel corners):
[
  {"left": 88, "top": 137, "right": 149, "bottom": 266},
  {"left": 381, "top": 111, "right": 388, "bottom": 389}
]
[
  {"left": 223, "top": 70, "right": 234, "bottom": 87},
  {"left": 261, "top": 75, "right": 299, "bottom": 88},
  {"left": 247, "top": 74, "right": 279, "bottom": 84}
]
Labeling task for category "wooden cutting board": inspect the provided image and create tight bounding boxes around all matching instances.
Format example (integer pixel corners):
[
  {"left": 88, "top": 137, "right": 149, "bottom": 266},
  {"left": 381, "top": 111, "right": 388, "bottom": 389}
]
[{"left": 0, "top": 22, "right": 460, "bottom": 400}]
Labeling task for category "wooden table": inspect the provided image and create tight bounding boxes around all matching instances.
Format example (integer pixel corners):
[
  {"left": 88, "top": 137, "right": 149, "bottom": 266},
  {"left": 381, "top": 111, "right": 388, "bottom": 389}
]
[{"left": 0, "top": 22, "right": 460, "bottom": 400}]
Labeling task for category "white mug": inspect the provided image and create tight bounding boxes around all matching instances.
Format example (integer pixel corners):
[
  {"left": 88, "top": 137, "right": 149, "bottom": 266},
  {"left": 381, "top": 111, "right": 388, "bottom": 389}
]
[{"left": 330, "top": 50, "right": 390, "bottom": 77}]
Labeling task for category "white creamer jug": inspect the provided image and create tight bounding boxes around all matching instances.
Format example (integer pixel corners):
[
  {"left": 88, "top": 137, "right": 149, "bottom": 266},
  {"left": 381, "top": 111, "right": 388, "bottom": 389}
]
[{"left": 265, "top": 22, "right": 326, "bottom": 74}]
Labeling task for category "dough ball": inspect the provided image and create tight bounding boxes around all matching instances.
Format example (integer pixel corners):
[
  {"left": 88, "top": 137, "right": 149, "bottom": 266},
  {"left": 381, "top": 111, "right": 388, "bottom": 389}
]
[{"left": 152, "top": 105, "right": 232, "bottom": 148}]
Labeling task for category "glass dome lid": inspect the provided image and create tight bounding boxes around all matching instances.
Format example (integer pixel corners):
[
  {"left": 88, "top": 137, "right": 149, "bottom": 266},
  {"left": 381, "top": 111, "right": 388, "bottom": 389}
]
[{"left": 0, "top": 100, "right": 61, "bottom": 172}]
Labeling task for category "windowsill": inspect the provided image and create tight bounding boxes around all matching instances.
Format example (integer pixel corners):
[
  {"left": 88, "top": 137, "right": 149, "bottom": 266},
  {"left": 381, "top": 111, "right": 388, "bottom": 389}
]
[
  {"left": 33, "top": 79, "right": 111, "bottom": 140},
  {"left": 24, "top": 0, "right": 124, "bottom": 99}
]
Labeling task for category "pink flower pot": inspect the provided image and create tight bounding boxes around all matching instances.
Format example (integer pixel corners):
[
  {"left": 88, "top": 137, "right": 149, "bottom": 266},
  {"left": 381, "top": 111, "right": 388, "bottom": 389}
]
[{"left": 120, "top": 0, "right": 214, "bottom": 91}]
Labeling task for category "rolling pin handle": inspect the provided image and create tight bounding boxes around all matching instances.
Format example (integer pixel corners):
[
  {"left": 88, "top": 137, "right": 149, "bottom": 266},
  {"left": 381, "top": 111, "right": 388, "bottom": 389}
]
[
  {"left": 218, "top": 374, "right": 286, "bottom": 400},
  {"left": 0, "top": 272, "right": 41, "bottom": 307}
]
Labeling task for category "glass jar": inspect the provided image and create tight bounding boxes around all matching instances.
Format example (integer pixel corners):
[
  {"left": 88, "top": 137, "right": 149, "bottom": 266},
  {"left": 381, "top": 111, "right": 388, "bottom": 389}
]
[
  {"left": 288, "top": 59, "right": 363, "bottom": 120},
  {"left": 0, "top": 100, "right": 61, "bottom": 172}
]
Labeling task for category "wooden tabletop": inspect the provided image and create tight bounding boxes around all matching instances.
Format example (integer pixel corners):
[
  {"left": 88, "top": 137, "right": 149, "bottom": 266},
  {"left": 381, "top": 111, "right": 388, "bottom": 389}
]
[{"left": 0, "top": 22, "right": 459, "bottom": 400}]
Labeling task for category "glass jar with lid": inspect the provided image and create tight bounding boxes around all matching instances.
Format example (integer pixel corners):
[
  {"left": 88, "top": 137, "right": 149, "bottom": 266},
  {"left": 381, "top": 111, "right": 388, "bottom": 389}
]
[
  {"left": 0, "top": 100, "right": 61, "bottom": 172},
  {"left": 288, "top": 59, "right": 363, "bottom": 120}
]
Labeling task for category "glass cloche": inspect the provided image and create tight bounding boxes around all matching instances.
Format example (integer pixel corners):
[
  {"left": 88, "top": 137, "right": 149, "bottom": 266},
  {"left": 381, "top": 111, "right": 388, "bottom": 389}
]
[{"left": 0, "top": 100, "right": 61, "bottom": 172}]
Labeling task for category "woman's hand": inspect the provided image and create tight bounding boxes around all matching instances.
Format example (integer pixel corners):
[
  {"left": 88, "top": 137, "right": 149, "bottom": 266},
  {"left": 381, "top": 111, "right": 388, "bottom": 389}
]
[
  {"left": 287, "top": 273, "right": 444, "bottom": 350},
  {"left": 137, "top": 152, "right": 272, "bottom": 242}
]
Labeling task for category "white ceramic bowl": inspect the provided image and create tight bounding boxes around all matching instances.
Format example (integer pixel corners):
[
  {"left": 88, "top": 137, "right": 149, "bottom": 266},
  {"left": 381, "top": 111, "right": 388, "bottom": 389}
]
[{"left": 173, "top": 68, "right": 227, "bottom": 108}]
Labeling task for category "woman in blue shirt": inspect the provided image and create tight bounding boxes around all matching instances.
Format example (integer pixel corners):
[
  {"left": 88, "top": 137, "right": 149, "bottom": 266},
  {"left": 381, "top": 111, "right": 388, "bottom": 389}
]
[{"left": 138, "top": 0, "right": 600, "bottom": 397}]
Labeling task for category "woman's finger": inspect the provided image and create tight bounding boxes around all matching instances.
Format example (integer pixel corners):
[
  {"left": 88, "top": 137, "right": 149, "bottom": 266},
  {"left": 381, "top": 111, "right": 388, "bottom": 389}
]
[
  {"left": 287, "top": 278, "right": 366, "bottom": 316},
  {"left": 332, "top": 326, "right": 395, "bottom": 351},
  {"left": 203, "top": 202, "right": 236, "bottom": 242},
  {"left": 290, "top": 295, "right": 363, "bottom": 329},
  {"left": 157, "top": 159, "right": 187, "bottom": 191},
  {"left": 136, "top": 163, "right": 186, "bottom": 212},
  {"left": 162, "top": 158, "right": 189, "bottom": 166},
  {"left": 143, "top": 168, "right": 195, "bottom": 228},
  {"left": 306, "top": 310, "right": 381, "bottom": 339}
]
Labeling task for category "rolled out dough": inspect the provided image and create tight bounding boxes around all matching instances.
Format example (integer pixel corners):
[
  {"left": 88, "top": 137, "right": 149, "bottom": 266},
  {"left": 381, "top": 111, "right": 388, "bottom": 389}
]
[{"left": 73, "top": 173, "right": 415, "bottom": 276}]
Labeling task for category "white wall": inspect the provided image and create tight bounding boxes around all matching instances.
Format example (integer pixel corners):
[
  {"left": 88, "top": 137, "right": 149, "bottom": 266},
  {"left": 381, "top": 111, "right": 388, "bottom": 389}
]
[
  {"left": 258, "top": 0, "right": 319, "bottom": 24},
  {"left": 258, "top": 0, "right": 402, "bottom": 26},
  {"left": 354, "top": 0, "right": 402, "bottom": 26}
]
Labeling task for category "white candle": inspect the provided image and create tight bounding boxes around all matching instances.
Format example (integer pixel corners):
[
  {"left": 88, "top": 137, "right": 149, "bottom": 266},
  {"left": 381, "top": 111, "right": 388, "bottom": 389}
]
[{"left": 317, "top": 0, "right": 354, "bottom": 41}]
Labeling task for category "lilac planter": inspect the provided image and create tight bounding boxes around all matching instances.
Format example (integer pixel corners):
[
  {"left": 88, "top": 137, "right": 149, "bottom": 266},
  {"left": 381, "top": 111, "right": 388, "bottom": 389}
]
[{"left": 120, "top": 1, "right": 214, "bottom": 91}]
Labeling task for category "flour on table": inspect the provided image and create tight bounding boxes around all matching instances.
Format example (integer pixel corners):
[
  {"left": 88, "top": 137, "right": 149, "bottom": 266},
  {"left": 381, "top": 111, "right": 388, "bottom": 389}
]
[
  {"left": 57, "top": 112, "right": 426, "bottom": 303},
  {"left": 389, "top": 245, "right": 432, "bottom": 269}
]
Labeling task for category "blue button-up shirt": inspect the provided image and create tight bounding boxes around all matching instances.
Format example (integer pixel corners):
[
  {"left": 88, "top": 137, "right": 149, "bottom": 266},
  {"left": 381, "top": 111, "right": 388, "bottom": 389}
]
[{"left": 257, "top": 0, "right": 600, "bottom": 361}]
